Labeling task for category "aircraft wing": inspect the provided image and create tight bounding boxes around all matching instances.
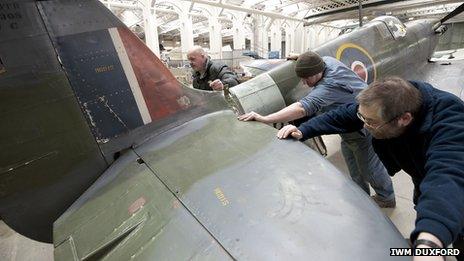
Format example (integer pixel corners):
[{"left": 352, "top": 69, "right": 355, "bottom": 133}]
[
  {"left": 54, "top": 110, "right": 408, "bottom": 260},
  {"left": 408, "top": 58, "right": 464, "bottom": 100}
]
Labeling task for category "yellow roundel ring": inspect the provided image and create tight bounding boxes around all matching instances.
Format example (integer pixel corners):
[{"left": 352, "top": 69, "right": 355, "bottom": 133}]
[{"left": 336, "top": 43, "right": 377, "bottom": 82}]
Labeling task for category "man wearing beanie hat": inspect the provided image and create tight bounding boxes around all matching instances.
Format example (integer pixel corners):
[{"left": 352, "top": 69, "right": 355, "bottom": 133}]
[
  {"left": 238, "top": 51, "right": 396, "bottom": 208},
  {"left": 294, "top": 51, "right": 326, "bottom": 79}
]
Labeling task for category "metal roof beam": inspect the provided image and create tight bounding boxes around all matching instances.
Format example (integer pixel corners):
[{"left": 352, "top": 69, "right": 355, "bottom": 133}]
[{"left": 187, "top": 0, "right": 306, "bottom": 22}]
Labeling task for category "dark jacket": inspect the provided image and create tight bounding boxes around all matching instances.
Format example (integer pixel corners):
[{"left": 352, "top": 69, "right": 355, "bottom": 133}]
[
  {"left": 297, "top": 81, "right": 464, "bottom": 246},
  {"left": 192, "top": 58, "right": 239, "bottom": 91}
]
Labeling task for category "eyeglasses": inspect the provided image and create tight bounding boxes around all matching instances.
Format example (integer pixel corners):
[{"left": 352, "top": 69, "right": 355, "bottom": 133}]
[{"left": 356, "top": 111, "right": 401, "bottom": 130}]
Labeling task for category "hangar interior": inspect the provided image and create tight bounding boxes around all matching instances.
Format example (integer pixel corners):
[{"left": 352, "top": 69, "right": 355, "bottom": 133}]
[
  {"left": 102, "top": 0, "right": 464, "bottom": 85},
  {"left": 1, "top": 0, "right": 464, "bottom": 260}
]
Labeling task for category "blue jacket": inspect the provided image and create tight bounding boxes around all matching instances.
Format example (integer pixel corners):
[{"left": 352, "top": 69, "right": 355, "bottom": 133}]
[
  {"left": 298, "top": 81, "right": 464, "bottom": 246},
  {"left": 299, "top": 56, "right": 367, "bottom": 116}
]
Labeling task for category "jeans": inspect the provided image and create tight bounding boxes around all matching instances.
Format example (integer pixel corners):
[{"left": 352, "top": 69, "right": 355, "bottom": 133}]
[{"left": 339, "top": 130, "right": 395, "bottom": 200}]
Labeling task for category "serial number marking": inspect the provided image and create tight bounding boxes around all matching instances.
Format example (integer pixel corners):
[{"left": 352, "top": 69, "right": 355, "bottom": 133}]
[
  {"left": 0, "top": 12, "right": 21, "bottom": 20},
  {"left": 95, "top": 65, "right": 114, "bottom": 73},
  {"left": 0, "top": 3, "right": 22, "bottom": 31},
  {"left": 0, "top": 22, "right": 19, "bottom": 30},
  {"left": 214, "top": 187, "right": 230, "bottom": 206},
  {"left": 0, "top": 3, "right": 20, "bottom": 11}
]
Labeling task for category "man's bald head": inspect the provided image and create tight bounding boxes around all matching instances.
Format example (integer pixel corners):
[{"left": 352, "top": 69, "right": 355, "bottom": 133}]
[
  {"left": 187, "top": 46, "right": 208, "bottom": 72},
  {"left": 187, "top": 46, "right": 206, "bottom": 56}
]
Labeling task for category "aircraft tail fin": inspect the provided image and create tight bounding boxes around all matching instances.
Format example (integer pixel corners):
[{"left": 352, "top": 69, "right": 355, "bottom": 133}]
[
  {"left": 0, "top": 0, "right": 217, "bottom": 243},
  {"left": 0, "top": 0, "right": 111, "bottom": 242}
]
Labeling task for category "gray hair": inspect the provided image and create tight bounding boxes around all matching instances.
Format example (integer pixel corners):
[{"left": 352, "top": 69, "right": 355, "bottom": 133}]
[
  {"left": 187, "top": 45, "right": 206, "bottom": 56},
  {"left": 356, "top": 77, "right": 422, "bottom": 121}
]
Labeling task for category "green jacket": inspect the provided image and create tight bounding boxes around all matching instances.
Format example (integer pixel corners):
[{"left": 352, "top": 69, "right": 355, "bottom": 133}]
[{"left": 192, "top": 58, "right": 239, "bottom": 91}]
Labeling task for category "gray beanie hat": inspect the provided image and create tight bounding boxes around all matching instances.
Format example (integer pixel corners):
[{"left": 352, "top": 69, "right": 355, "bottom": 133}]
[{"left": 294, "top": 51, "right": 325, "bottom": 78}]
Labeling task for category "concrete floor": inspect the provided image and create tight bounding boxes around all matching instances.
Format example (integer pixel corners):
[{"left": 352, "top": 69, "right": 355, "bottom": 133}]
[
  {"left": 0, "top": 134, "right": 453, "bottom": 260},
  {"left": 0, "top": 222, "right": 53, "bottom": 261},
  {"left": 323, "top": 134, "right": 416, "bottom": 238}
]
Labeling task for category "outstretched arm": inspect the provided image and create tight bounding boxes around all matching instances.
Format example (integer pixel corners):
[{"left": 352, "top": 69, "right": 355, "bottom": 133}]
[
  {"left": 239, "top": 80, "right": 351, "bottom": 124},
  {"left": 237, "top": 102, "right": 306, "bottom": 124},
  {"left": 298, "top": 103, "right": 363, "bottom": 140}
]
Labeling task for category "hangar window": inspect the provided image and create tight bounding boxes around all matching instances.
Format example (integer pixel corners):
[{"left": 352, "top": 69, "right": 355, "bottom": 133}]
[{"left": 372, "top": 16, "right": 407, "bottom": 40}]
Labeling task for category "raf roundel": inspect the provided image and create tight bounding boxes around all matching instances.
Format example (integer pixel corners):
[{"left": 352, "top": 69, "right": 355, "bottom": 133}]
[
  {"left": 336, "top": 43, "right": 377, "bottom": 84},
  {"left": 351, "top": 60, "right": 368, "bottom": 82}
]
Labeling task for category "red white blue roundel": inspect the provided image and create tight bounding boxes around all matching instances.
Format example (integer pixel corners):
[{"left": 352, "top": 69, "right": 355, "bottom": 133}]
[
  {"left": 336, "top": 43, "right": 376, "bottom": 84},
  {"left": 351, "top": 61, "right": 368, "bottom": 82}
]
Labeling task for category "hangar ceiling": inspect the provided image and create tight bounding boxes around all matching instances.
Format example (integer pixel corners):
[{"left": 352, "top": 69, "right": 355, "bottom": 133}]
[{"left": 102, "top": 0, "right": 464, "bottom": 41}]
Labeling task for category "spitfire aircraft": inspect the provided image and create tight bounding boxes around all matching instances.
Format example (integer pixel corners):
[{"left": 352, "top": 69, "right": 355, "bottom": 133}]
[{"left": 0, "top": 0, "right": 463, "bottom": 260}]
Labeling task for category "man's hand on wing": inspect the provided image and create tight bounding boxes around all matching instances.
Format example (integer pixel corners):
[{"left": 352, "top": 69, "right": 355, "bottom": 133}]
[
  {"left": 210, "top": 79, "right": 224, "bottom": 91},
  {"left": 277, "top": 125, "right": 303, "bottom": 140},
  {"left": 237, "top": 111, "right": 268, "bottom": 123}
]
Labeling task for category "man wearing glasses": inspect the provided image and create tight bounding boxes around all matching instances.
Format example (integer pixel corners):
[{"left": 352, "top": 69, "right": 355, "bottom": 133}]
[
  {"left": 239, "top": 51, "right": 396, "bottom": 208},
  {"left": 277, "top": 77, "right": 464, "bottom": 260}
]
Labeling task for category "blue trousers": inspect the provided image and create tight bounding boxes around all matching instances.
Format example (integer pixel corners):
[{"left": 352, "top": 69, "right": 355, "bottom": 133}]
[{"left": 339, "top": 130, "right": 395, "bottom": 200}]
